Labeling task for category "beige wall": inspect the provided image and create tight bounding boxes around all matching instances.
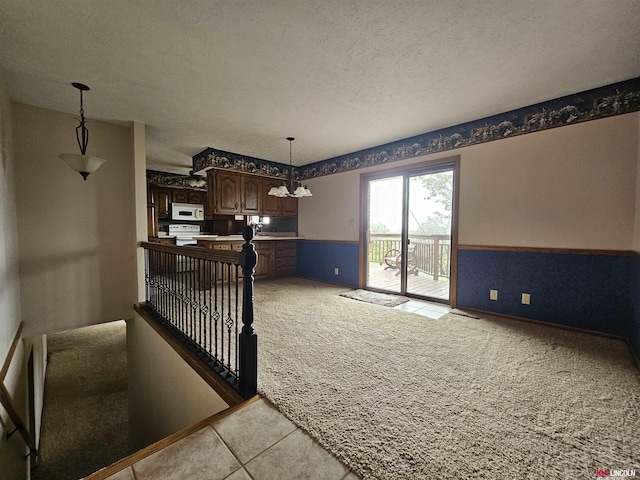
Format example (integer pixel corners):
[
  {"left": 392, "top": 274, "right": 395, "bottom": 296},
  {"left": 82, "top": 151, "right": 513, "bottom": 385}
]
[
  {"left": 127, "top": 313, "right": 229, "bottom": 451},
  {"left": 0, "top": 70, "right": 29, "bottom": 479},
  {"left": 12, "top": 103, "right": 138, "bottom": 337},
  {"left": 299, "top": 113, "right": 639, "bottom": 251}
]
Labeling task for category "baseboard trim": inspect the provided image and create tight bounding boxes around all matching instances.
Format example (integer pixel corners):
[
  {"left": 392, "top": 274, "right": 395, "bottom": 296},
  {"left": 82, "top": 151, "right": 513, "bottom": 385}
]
[
  {"left": 457, "top": 306, "right": 627, "bottom": 342},
  {"left": 296, "top": 275, "right": 358, "bottom": 288},
  {"left": 84, "top": 395, "right": 261, "bottom": 480}
]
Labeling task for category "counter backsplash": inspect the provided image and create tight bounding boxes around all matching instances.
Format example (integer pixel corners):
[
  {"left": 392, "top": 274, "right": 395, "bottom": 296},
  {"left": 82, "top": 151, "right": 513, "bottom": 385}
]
[{"left": 157, "top": 215, "right": 297, "bottom": 236}]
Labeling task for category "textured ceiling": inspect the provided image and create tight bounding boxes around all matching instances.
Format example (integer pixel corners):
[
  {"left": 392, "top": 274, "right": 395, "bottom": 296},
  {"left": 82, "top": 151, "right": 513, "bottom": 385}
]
[{"left": 1, "top": 0, "right": 639, "bottom": 173}]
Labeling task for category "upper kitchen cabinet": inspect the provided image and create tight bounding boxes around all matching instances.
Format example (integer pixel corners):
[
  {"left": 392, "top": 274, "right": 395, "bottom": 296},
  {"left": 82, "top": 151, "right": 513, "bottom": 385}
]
[
  {"left": 188, "top": 190, "right": 206, "bottom": 205},
  {"left": 212, "top": 171, "right": 241, "bottom": 214},
  {"left": 156, "top": 187, "right": 172, "bottom": 218},
  {"left": 262, "top": 178, "right": 282, "bottom": 215},
  {"left": 281, "top": 195, "right": 298, "bottom": 216},
  {"left": 172, "top": 190, "right": 188, "bottom": 203},
  {"left": 241, "top": 175, "right": 262, "bottom": 214},
  {"left": 262, "top": 177, "right": 298, "bottom": 216},
  {"left": 208, "top": 170, "right": 298, "bottom": 217}
]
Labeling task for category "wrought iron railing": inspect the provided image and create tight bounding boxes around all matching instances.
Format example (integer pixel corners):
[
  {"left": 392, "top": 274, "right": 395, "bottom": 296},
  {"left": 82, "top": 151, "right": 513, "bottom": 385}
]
[
  {"left": 368, "top": 234, "right": 451, "bottom": 280},
  {"left": 141, "top": 226, "right": 257, "bottom": 399}
]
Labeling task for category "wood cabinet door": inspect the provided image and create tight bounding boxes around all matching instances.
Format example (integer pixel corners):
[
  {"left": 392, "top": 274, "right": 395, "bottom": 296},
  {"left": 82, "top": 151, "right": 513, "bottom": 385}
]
[
  {"left": 172, "top": 190, "right": 188, "bottom": 203},
  {"left": 147, "top": 205, "right": 157, "bottom": 237},
  {"left": 147, "top": 185, "right": 155, "bottom": 205},
  {"left": 262, "top": 179, "right": 282, "bottom": 216},
  {"left": 281, "top": 196, "right": 298, "bottom": 216},
  {"left": 156, "top": 188, "right": 171, "bottom": 218},
  {"left": 241, "top": 176, "right": 262, "bottom": 214},
  {"left": 188, "top": 190, "right": 205, "bottom": 205},
  {"left": 206, "top": 172, "right": 216, "bottom": 219},
  {"left": 215, "top": 172, "right": 241, "bottom": 214}
]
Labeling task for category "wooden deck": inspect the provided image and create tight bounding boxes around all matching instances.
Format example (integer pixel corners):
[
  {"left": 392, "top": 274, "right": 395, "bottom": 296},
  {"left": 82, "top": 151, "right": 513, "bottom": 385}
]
[{"left": 366, "top": 262, "right": 450, "bottom": 301}]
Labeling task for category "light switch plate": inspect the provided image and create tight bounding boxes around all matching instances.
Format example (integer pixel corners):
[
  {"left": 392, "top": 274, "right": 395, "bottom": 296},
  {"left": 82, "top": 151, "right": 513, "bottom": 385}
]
[
  {"left": 490, "top": 290, "right": 498, "bottom": 301},
  {"left": 522, "top": 293, "right": 531, "bottom": 305}
]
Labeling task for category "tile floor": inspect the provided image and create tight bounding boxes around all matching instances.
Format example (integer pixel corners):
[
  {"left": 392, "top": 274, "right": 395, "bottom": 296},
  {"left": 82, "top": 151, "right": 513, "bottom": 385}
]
[
  {"left": 103, "top": 398, "right": 360, "bottom": 480},
  {"left": 101, "top": 299, "right": 448, "bottom": 480},
  {"left": 393, "top": 297, "right": 451, "bottom": 318}
]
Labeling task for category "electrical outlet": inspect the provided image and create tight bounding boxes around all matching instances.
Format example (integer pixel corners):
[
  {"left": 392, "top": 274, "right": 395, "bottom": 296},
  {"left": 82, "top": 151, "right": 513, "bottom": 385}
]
[
  {"left": 334, "top": 267, "right": 339, "bottom": 276},
  {"left": 490, "top": 289, "right": 498, "bottom": 301},
  {"left": 522, "top": 293, "right": 531, "bottom": 305}
]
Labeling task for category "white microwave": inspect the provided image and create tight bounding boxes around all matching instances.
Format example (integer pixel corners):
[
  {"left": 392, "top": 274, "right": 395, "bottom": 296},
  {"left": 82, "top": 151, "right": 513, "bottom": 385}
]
[{"left": 171, "top": 203, "right": 205, "bottom": 221}]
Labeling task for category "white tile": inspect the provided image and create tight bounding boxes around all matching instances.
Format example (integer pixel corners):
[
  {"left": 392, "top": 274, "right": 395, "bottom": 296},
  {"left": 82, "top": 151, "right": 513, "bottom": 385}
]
[
  {"left": 213, "top": 398, "right": 297, "bottom": 463},
  {"left": 413, "top": 308, "right": 441, "bottom": 318},
  {"left": 393, "top": 303, "right": 421, "bottom": 312},
  {"left": 224, "top": 468, "right": 252, "bottom": 480},
  {"left": 133, "top": 427, "right": 240, "bottom": 480},
  {"left": 246, "top": 429, "right": 348, "bottom": 480}
]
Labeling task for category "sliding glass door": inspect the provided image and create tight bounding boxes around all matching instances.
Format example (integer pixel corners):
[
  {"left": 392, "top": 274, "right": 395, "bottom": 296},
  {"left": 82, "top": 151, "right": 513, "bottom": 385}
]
[{"left": 365, "top": 163, "right": 455, "bottom": 303}]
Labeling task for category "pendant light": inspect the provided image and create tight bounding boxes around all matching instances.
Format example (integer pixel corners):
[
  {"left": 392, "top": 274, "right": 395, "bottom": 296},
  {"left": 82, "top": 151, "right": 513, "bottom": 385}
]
[
  {"left": 58, "top": 82, "right": 107, "bottom": 180},
  {"left": 267, "top": 137, "right": 312, "bottom": 198}
]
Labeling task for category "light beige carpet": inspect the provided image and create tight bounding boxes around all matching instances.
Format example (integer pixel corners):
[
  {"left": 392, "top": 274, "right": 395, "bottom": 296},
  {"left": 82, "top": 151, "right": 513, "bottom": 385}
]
[
  {"left": 33, "top": 321, "right": 129, "bottom": 480},
  {"left": 254, "top": 278, "right": 640, "bottom": 480}
]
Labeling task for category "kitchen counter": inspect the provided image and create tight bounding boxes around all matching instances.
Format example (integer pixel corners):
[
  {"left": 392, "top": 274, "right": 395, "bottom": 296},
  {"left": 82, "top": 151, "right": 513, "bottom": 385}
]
[{"left": 193, "top": 235, "right": 304, "bottom": 241}]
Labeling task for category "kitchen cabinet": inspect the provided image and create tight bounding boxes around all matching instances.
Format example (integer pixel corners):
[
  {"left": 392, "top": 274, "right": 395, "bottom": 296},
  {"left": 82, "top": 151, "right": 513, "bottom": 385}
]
[
  {"left": 262, "top": 178, "right": 283, "bottom": 215},
  {"left": 231, "top": 241, "right": 273, "bottom": 278},
  {"left": 241, "top": 175, "right": 262, "bottom": 214},
  {"left": 188, "top": 190, "right": 206, "bottom": 205},
  {"left": 156, "top": 188, "right": 172, "bottom": 218},
  {"left": 147, "top": 206, "right": 156, "bottom": 237},
  {"left": 196, "top": 239, "right": 297, "bottom": 280},
  {"left": 172, "top": 190, "right": 188, "bottom": 203},
  {"left": 261, "top": 178, "right": 298, "bottom": 216},
  {"left": 274, "top": 241, "right": 297, "bottom": 277},
  {"left": 208, "top": 170, "right": 299, "bottom": 217},
  {"left": 214, "top": 171, "right": 241, "bottom": 214},
  {"left": 281, "top": 196, "right": 298, "bottom": 216},
  {"left": 172, "top": 188, "right": 205, "bottom": 205}
]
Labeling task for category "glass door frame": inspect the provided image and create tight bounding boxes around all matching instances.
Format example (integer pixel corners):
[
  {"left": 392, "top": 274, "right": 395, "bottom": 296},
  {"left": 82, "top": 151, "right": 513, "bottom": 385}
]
[{"left": 358, "top": 155, "right": 460, "bottom": 307}]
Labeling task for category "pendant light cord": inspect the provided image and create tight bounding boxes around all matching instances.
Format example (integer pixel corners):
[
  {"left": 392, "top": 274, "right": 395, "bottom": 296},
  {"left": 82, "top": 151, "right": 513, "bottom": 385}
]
[{"left": 76, "top": 88, "right": 90, "bottom": 155}]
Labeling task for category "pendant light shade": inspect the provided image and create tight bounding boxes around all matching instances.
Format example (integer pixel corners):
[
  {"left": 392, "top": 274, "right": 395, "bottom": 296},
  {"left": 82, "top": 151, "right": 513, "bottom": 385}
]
[
  {"left": 58, "top": 82, "right": 107, "bottom": 180},
  {"left": 58, "top": 153, "right": 107, "bottom": 181},
  {"left": 267, "top": 137, "right": 312, "bottom": 198}
]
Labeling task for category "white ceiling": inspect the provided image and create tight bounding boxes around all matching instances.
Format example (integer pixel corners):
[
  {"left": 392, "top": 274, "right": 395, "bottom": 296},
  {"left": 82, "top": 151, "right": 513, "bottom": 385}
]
[{"left": 1, "top": 1, "right": 639, "bottom": 173}]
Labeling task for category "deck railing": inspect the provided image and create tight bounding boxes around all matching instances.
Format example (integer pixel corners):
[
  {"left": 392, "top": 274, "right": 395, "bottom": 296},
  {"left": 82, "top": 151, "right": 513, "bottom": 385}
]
[
  {"left": 368, "top": 234, "right": 451, "bottom": 280},
  {"left": 141, "top": 226, "right": 257, "bottom": 399}
]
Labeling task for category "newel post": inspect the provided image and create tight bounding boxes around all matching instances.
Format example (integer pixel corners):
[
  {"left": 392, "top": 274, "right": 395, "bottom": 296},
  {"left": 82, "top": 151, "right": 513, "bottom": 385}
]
[{"left": 238, "top": 225, "right": 258, "bottom": 398}]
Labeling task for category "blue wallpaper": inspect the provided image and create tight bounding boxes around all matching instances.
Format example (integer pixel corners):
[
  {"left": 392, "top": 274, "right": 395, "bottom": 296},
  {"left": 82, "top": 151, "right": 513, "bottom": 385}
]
[
  {"left": 631, "top": 257, "right": 640, "bottom": 363},
  {"left": 456, "top": 249, "right": 632, "bottom": 337},
  {"left": 297, "top": 241, "right": 359, "bottom": 287}
]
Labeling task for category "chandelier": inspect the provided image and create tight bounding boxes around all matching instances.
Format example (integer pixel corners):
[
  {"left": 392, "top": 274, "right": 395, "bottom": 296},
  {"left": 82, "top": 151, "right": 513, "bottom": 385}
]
[
  {"left": 267, "top": 137, "right": 312, "bottom": 198},
  {"left": 57, "top": 82, "right": 107, "bottom": 180}
]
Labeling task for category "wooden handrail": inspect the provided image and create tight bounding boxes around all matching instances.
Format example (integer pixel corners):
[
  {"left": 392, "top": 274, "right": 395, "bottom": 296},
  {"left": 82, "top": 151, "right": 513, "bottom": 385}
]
[
  {"left": 140, "top": 241, "right": 241, "bottom": 264},
  {"left": 0, "top": 322, "right": 38, "bottom": 458}
]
